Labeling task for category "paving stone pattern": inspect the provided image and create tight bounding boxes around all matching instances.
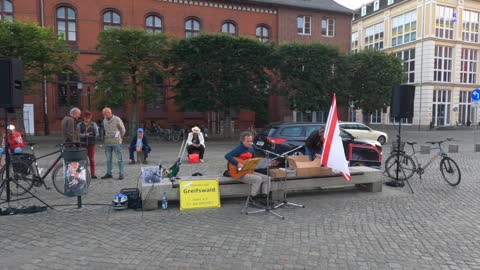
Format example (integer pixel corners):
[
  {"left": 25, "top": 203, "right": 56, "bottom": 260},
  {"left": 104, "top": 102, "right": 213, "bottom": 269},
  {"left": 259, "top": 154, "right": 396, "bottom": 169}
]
[{"left": 1, "top": 130, "right": 480, "bottom": 269}]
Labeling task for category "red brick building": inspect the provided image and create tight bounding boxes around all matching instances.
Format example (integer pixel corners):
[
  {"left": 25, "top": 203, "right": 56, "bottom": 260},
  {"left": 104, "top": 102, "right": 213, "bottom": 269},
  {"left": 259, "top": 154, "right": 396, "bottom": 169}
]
[{"left": 4, "top": 0, "right": 352, "bottom": 134}]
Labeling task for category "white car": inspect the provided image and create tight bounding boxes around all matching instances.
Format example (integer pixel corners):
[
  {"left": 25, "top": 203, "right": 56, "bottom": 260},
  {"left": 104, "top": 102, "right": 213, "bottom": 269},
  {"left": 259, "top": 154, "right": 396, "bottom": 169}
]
[{"left": 339, "top": 122, "right": 388, "bottom": 145}]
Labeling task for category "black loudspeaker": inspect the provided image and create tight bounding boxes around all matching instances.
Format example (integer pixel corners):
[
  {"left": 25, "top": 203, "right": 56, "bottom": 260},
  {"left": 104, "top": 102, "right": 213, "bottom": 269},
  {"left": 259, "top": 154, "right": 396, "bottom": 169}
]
[
  {"left": 0, "top": 57, "right": 24, "bottom": 108},
  {"left": 390, "top": 85, "right": 415, "bottom": 118}
]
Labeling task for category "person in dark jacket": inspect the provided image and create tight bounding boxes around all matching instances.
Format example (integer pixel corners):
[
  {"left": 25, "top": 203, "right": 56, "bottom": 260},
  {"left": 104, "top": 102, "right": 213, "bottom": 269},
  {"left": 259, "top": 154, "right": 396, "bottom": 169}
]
[
  {"left": 77, "top": 111, "right": 99, "bottom": 179},
  {"left": 129, "top": 128, "right": 151, "bottom": 164},
  {"left": 305, "top": 128, "right": 325, "bottom": 161}
]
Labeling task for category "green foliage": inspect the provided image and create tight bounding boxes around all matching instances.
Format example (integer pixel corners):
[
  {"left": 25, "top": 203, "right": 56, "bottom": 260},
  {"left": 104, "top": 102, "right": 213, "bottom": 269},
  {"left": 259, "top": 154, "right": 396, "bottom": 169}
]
[
  {"left": 346, "top": 50, "right": 403, "bottom": 116},
  {"left": 169, "top": 34, "right": 275, "bottom": 116},
  {"left": 275, "top": 43, "right": 347, "bottom": 112},
  {"left": 90, "top": 28, "right": 171, "bottom": 109},
  {"left": 0, "top": 20, "right": 77, "bottom": 93}
]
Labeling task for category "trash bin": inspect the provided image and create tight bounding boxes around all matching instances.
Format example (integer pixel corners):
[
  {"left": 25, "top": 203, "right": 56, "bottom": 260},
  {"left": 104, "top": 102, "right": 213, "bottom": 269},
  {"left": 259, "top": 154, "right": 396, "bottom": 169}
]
[{"left": 63, "top": 148, "right": 90, "bottom": 197}]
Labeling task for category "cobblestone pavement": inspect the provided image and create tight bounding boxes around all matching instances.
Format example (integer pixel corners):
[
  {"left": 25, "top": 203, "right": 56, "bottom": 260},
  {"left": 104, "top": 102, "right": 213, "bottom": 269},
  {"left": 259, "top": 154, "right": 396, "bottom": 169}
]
[{"left": 1, "top": 130, "right": 480, "bottom": 270}]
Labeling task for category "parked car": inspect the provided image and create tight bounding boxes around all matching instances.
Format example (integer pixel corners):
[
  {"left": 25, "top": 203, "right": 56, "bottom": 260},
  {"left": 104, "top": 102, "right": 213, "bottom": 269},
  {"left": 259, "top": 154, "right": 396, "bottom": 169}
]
[
  {"left": 253, "top": 122, "right": 382, "bottom": 168},
  {"left": 338, "top": 122, "right": 388, "bottom": 145}
]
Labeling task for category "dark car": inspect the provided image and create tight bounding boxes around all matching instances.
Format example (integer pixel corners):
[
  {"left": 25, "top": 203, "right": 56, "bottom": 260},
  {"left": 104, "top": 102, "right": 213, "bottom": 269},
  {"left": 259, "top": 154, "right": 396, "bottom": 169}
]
[{"left": 253, "top": 122, "right": 382, "bottom": 168}]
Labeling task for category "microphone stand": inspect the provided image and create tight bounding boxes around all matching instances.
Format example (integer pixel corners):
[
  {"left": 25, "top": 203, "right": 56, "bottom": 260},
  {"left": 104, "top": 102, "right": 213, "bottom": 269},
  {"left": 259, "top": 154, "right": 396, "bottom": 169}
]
[
  {"left": 273, "top": 145, "right": 305, "bottom": 209},
  {"left": 243, "top": 148, "right": 284, "bottom": 219}
]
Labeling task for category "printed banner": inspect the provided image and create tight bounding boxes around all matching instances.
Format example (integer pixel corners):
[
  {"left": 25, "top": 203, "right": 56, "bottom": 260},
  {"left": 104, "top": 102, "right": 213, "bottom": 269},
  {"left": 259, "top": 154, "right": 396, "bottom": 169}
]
[{"left": 179, "top": 179, "right": 221, "bottom": 210}]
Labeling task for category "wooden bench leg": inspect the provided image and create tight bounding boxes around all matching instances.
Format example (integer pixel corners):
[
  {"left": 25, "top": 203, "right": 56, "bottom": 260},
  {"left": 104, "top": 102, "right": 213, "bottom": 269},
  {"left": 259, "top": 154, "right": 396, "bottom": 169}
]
[{"left": 356, "top": 181, "right": 382, "bottom": 192}]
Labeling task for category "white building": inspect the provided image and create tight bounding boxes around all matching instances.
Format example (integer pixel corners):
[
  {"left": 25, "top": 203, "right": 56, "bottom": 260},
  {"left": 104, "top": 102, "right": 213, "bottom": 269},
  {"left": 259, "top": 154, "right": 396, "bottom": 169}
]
[{"left": 352, "top": 0, "right": 480, "bottom": 129}]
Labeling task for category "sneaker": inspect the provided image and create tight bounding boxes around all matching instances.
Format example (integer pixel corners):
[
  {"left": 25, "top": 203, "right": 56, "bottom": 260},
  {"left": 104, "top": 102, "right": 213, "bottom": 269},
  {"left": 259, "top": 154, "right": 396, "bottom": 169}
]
[
  {"left": 91, "top": 175, "right": 97, "bottom": 179},
  {"left": 200, "top": 159, "right": 205, "bottom": 163},
  {"left": 129, "top": 160, "right": 136, "bottom": 164},
  {"left": 101, "top": 174, "right": 113, "bottom": 179},
  {"left": 118, "top": 175, "right": 124, "bottom": 180}
]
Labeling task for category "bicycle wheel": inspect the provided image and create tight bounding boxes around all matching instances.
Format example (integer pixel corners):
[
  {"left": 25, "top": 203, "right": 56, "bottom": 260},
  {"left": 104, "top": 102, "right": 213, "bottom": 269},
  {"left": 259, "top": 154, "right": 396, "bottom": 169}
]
[
  {"left": 0, "top": 159, "right": 36, "bottom": 197},
  {"left": 52, "top": 161, "right": 92, "bottom": 195},
  {"left": 440, "top": 157, "right": 461, "bottom": 186},
  {"left": 384, "top": 152, "right": 416, "bottom": 181}
]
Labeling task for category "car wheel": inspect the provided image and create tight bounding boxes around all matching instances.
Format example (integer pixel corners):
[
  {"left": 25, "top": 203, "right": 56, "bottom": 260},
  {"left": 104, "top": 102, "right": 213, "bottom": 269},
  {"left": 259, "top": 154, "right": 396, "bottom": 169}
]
[
  {"left": 377, "top": 136, "right": 386, "bottom": 145},
  {"left": 350, "top": 161, "right": 366, "bottom": 167},
  {"left": 291, "top": 149, "right": 305, "bottom": 156}
]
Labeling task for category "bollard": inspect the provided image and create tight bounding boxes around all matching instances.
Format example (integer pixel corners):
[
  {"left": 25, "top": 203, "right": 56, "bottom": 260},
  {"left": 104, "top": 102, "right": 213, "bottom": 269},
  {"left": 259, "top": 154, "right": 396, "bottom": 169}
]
[
  {"left": 475, "top": 144, "right": 480, "bottom": 152},
  {"left": 420, "top": 145, "right": 431, "bottom": 154},
  {"left": 448, "top": 144, "right": 459, "bottom": 153}
]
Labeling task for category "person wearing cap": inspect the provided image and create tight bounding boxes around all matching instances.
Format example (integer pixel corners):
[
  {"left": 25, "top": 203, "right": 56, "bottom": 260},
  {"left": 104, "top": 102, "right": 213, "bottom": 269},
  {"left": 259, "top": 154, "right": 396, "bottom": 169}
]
[
  {"left": 186, "top": 126, "right": 206, "bottom": 162},
  {"left": 128, "top": 128, "right": 151, "bottom": 164},
  {"left": 0, "top": 125, "right": 25, "bottom": 167},
  {"left": 77, "top": 111, "right": 99, "bottom": 179}
]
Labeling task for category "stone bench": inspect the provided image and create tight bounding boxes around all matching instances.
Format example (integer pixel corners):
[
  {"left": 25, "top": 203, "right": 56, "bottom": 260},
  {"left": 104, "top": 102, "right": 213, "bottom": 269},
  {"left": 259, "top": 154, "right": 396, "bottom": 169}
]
[{"left": 140, "top": 166, "right": 382, "bottom": 209}]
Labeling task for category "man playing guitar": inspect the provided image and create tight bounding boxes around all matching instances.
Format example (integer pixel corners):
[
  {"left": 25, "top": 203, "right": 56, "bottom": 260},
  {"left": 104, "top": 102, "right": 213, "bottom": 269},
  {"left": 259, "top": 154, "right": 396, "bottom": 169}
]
[{"left": 224, "top": 131, "right": 269, "bottom": 201}]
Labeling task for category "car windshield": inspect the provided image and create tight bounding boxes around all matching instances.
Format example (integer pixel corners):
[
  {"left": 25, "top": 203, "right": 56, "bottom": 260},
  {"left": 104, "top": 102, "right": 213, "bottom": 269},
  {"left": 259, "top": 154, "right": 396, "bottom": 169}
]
[
  {"left": 340, "top": 128, "right": 354, "bottom": 139},
  {"left": 267, "top": 127, "right": 278, "bottom": 137}
]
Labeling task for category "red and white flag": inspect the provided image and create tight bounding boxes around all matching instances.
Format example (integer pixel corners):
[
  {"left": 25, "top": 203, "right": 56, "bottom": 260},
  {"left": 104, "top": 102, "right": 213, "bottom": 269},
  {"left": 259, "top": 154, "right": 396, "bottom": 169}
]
[{"left": 320, "top": 94, "right": 351, "bottom": 181}]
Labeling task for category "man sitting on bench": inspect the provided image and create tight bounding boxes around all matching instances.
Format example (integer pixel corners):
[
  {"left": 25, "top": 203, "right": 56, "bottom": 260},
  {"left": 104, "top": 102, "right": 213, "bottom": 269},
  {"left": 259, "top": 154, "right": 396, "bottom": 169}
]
[
  {"left": 186, "top": 126, "right": 206, "bottom": 162},
  {"left": 129, "top": 128, "right": 151, "bottom": 164}
]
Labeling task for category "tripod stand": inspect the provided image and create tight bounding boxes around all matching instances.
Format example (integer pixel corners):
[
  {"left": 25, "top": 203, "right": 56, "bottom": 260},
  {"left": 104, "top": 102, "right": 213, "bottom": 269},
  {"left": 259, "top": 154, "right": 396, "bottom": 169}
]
[
  {"left": 388, "top": 119, "right": 414, "bottom": 193},
  {"left": 273, "top": 145, "right": 305, "bottom": 209},
  {"left": 0, "top": 108, "right": 52, "bottom": 210},
  {"left": 242, "top": 150, "right": 284, "bottom": 219}
]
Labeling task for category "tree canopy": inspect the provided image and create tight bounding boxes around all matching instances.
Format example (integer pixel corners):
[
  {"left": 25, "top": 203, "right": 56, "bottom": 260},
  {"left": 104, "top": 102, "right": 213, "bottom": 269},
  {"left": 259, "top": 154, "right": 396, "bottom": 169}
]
[
  {"left": 90, "top": 28, "right": 171, "bottom": 135},
  {"left": 0, "top": 20, "right": 77, "bottom": 92},
  {"left": 169, "top": 34, "right": 275, "bottom": 137}
]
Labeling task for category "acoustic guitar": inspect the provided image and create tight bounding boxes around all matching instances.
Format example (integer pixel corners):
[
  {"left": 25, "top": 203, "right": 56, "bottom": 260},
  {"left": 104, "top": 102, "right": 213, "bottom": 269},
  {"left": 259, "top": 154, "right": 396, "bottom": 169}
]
[{"left": 227, "top": 157, "right": 261, "bottom": 179}]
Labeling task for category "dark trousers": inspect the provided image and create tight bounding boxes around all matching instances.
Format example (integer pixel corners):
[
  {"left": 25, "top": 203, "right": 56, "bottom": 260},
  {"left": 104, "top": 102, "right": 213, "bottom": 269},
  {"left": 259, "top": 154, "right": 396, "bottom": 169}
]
[
  {"left": 129, "top": 146, "right": 149, "bottom": 161},
  {"left": 187, "top": 145, "right": 205, "bottom": 159},
  {"left": 82, "top": 145, "right": 96, "bottom": 177}
]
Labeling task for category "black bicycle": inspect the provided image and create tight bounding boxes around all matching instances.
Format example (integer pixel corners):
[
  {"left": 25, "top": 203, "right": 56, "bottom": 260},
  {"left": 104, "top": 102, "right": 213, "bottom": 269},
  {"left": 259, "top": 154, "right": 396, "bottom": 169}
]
[{"left": 0, "top": 143, "right": 90, "bottom": 199}]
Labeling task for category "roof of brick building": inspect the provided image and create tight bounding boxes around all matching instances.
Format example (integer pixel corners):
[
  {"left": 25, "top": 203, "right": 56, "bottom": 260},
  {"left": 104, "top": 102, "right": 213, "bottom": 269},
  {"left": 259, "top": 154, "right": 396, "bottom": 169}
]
[{"left": 246, "top": 0, "right": 353, "bottom": 14}]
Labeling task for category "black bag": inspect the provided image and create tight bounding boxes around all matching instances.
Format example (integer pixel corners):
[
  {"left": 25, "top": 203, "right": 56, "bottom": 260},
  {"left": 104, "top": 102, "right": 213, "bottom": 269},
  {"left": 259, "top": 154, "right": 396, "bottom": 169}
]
[
  {"left": 120, "top": 188, "right": 142, "bottom": 209},
  {"left": 12, "top": 153, "right": 35, "bottom": 175}
]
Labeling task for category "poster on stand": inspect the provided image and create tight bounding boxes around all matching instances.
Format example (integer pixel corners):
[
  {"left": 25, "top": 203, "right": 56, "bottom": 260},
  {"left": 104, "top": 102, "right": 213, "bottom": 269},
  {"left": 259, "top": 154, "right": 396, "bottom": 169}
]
[{"left": 64, "top": 160, "right": 89, "bottom": 197}]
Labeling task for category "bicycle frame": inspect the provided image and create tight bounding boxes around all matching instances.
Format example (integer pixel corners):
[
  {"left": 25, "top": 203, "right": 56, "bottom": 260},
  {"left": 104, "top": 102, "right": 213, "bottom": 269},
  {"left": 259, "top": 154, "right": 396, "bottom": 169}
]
[
  {"left": 406, "top": 143, "right": 448, "bottom": 178},
  {"left": 28, "top": 145, "right": 63, "bottom": 184}
]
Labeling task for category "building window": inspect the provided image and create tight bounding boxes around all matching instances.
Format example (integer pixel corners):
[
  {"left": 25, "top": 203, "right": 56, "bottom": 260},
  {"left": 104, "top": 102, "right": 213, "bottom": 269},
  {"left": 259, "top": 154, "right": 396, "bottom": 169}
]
[
  {"left": 396, "top": 49, "right": 415, "bottom": 83},
  {"left": 462, "top": 10, "right": 479, "bottom": 43},
  {"left": 321, "top": 18, "right": 335, "bottom": 37},
  {"left": 460, "top": 48, "right": 477, "bottom": 84},
  {"left": 56, "top": 6, "right": 76, "bottom": 42},
  {"left": 361, "top": 6, "right": 366, "bottom": 16},
  {"left": 373, "top": 1, "right": 380, "bottom": 11},
  {"left": 256, "top": 25, "right": 270, "bottom": 42},
  {"left": 103, "top": 10, "right": 121, "bottom": 30},
  {"left": 391, "top": 10, "right": 417, "bottom": 47},
  {"left": 432, "top": 89, "right": 451, "bottom": 126},
  {"left": 434, "top": 45, "right": 453, "bottom": 82},
  {"left": 221, "top": 21, "right": 237, "bottom": 35},
  {"left": 364, "top": 22, "right": 384, "bottom": 50},
  {"left": 388, "top": 0, "right": 394, "bottom": 5},
  {"left": 297, "top": 16, "right": 311, "bottom": 35},
  {"left": 371, "top": 110, "right": 381, "bottom": 124},
  {"left": 351, "top": 32, "right": 359, "bottom": 53},
  {"left": 145, "top": 75, "right": 166, "bottom": 112},
  {"left": 458, "top": 91, "right": 473, "bottom": 125},
  {"left": 0, "top": 0, "right": 13, "bottom": 21},
  {"left": 435, "top": 5, "right": 455, "bottom": 39},
  {"left": 185, "top": 18, "right": 200, "bottom": 38},
  {"left": 146, "top": 15, "right": 162, "bottom": 33},
  {"left": 294, "top": 111, "right": 326, "bottom": 123},
  {"left": 57, "top": 69, "right": 80, "bottom": 109}
]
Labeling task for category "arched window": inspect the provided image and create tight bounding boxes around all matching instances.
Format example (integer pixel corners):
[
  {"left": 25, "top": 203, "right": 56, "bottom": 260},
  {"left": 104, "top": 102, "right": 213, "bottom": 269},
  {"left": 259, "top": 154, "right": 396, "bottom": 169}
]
[
  {"left": 0, "top": 0, "right": 13, "bottom": 21},
  {"left": 256, "top": 25, "right": 270, "bottom": 42},
  {"left": 103, "top": 10, "right": 121, "bottom": 30},
  {"left": 57, "top": 69, "right": 81, "bottom": 109},
  {"left": 185, "top": 18, "right": 200, "bottom": 38},
  {"left": 221, "top": 21, "right": 237, "bottom": 35},
  {"left": 56, "top": 6, "right": 77, "bottom": 42},
  {"left": 146, "top": 15, "right": 162, "bottom": 33}
]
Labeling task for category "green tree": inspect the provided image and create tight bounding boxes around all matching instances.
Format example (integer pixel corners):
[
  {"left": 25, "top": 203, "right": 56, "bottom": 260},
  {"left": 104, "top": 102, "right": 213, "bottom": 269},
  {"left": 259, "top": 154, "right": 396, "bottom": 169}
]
[
  {"left": 0, "top": 20, "right": 77, "bottom": 92},
  {"left": 275, "top": 43, "right": 348, "bottom": 113},
  {"left": 347, "top": 49, "right": 403, "bottom": 123},
  {"left": 169, "top": 34, "right": 275, "bottom": 138},
  {"left": 90, "top": 28, "right": 171, "bottom": 135}
]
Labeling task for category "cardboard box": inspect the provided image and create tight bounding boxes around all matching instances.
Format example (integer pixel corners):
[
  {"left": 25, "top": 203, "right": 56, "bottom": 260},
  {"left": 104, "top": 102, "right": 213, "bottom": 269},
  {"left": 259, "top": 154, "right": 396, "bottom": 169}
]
[
  {"left": 269, "top": 169, "right": 286, "bottom": 178},
  {"left": 288, "top": 156, "right": 332, "bottom": 177}
]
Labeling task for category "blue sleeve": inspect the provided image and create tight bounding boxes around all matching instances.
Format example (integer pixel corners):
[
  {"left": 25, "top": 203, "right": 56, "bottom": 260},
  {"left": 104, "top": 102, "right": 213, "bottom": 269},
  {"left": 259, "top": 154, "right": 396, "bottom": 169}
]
[
  {"left": 225, "top": 145, "right": 242, "bottom": 166},
  {"left": 130, "top": 136, "right": 136, "bottom": 148},
  {"left": 92, "top": 122, "right": 99, "bottom": 137}
]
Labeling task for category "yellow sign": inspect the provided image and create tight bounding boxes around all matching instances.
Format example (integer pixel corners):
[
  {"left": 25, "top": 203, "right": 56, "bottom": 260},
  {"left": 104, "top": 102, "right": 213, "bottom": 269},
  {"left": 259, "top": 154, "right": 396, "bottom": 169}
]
[{"left": 179, "top": 179, "right": 221, "bottom": 210}]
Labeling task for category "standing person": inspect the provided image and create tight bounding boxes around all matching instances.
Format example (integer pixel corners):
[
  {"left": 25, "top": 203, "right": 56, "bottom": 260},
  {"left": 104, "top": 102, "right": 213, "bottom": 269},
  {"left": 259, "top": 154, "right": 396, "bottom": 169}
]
[
  {"left": 224, "top": 131, "right": 269, "bottom": 200},
  {"left": 101, "top": 108, "right": 126, "bottom": 180},
  {"left": 305, "top": 128, "right": 325, "bottom": 160},
  {"left": 77, "top": 111, "right": 99, "bottom": 179},
  {"left": 0, "top": 125, "right": 25, "bottom": 167},
  {"left": 186, "top": 126, "right": 206, "bottom": 162},
  {"left": 61, "top": 107, "right": 81, "bottom": 144},
  {"left": 128, "top": 128, "right": 151, "bottom": 164}
]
